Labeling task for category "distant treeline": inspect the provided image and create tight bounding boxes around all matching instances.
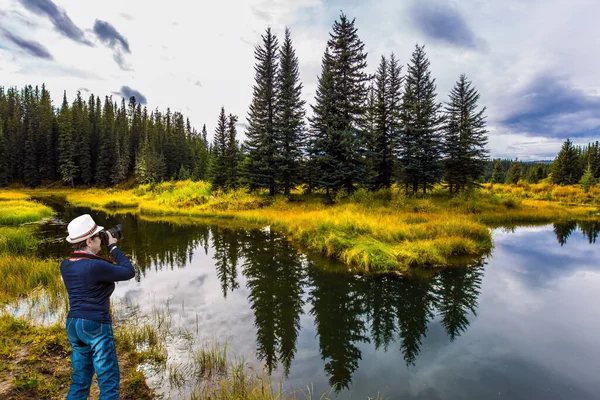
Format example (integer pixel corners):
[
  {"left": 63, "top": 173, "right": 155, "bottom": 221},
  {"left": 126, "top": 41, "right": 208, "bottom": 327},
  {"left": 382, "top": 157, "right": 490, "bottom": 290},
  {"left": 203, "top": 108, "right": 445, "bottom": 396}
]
[
  {"left": 483, "top": 139, "right": 600, "bottom": 188},
  {"left": 3, "top": 12, "right": 590, "bottom": 195},
  {"left": 0, "top": 86, "right": 210, "bottom": 187}
]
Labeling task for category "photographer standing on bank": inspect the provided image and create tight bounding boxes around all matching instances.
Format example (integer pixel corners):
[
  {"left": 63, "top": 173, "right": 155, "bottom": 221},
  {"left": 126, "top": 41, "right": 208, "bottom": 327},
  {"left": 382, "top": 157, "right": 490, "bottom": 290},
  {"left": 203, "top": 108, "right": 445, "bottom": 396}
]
[{"left": 61, "top": 214, "right": 135, "bottom": 400}]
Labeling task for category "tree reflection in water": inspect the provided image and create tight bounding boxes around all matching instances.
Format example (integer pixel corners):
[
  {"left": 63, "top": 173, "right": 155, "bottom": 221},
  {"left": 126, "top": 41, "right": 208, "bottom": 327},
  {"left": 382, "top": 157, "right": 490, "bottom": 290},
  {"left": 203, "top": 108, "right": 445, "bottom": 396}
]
[
  {"left": 35, "top": 203, "right": 486, "bottom": 392},
  {"left": 209, "top": 225, "right": 485, "bottom": 391},
  {"left": 553, "top": 220, "right": 600, "bottom": 246}
]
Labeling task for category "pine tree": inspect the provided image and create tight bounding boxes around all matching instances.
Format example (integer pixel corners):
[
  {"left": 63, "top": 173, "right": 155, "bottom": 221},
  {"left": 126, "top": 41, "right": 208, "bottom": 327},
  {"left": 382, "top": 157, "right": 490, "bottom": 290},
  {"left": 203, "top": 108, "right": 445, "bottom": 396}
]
[
  {"left": 89, "top": 95, "right": 102, "bottom": 180},
  {"left": 307, "top": 49, "right": 338, "bottom": 196},
  {"left": 113, "top": 99, "right": 130, "bottom": 184},
  {"left": 72, "top": 92, "right": 93, "bottom": 185},
  {"left": 245, "top": 27, "right": 279, "bottom": 195},
  {"left": 443, "top": 74, "right": 489, "bottom": 192},
  {"left": 4, "top": 88, "right": 23, "bottom": 183},
  {"left": 22, "top": 86, "right": 40, "bottom": 187},
  {"left": 57, "top": 91, "right": 78, "bottom": 187},
  {"left": 490, "top": 159, "right": 504, "bottom": 183},
  {"left": 193, "top": 124, "right": 210, "bottom": 181},
  {"left": 275, "top": 27, "right": 306, "bottom": 195},
  {"left": 39, "top": 86, "right": 56, "bottom": 181},
  {"left": 361, "top": 83, "right": 378, "bottom": 189},
  {"left": 506, "top": 159, "right": 521, "bottom": 184},
  {"left": 226, "top": 114, "right": 240, "bottom": 190},
  {"left": 551, "top": 139, "right": 581, "bottom": 185},
  {"left": 368, "top": 54, "right": 403, "bottom": 189},
  {"left": 308, "top": 12, "right": 370, "bottom": 195},
  {"left": 399, "top": 44, "right": 444, "bottom": 194},
  {"left": 209, "top": 107, "right": 230, "bottom": 190},
  {"left": 96, "top": 97, "right": 116, "bottom": 186},
  {"left": 580, "top": 163, "right": 597, "bottom": 193},
  {"left": 0, "top": 124, "right": 8, "bottom": 186}
]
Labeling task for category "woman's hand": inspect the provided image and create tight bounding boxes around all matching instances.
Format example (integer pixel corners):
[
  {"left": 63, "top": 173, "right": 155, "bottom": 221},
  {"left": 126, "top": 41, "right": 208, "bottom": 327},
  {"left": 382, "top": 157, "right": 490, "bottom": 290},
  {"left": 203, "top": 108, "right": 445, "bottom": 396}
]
[{"left": 106, "top": 231, "right": 118, "bottom": 246}]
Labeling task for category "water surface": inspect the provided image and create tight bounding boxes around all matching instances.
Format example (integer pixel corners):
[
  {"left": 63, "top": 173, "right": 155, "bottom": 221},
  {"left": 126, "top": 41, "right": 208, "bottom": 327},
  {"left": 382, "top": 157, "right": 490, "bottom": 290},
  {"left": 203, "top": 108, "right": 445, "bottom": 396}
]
[{"left": 36, "top": 202, "right": 600, "bottom": 399}]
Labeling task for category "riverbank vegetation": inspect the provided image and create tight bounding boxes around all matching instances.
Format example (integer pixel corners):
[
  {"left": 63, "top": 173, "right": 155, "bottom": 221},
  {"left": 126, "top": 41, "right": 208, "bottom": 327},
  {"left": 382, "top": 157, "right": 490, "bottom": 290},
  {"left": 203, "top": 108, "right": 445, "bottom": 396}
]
[
  {"left": 9, "top": 178, "right": 598, "bottom": 274},
  {"left": 0, "top": 191, "right": 361, "bottom": 399},
  {"left": 0, "top": 194, "right": 156, "bottom": 399}
]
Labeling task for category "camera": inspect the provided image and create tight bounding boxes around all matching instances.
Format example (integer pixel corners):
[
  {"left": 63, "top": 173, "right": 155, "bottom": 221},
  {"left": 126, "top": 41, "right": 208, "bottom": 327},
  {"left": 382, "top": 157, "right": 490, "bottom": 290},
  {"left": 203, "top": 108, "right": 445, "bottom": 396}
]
[{"left": 99, "top": 224, "right": 123, "bottom": 246}]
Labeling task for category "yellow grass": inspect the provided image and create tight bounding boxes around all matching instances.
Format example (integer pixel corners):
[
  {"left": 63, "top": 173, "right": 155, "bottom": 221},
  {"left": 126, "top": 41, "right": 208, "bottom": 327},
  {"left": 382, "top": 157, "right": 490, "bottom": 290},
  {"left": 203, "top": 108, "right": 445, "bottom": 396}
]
[
  {"left": 0, "top": 199, "right": 55, "bottom": 225},
  {"left": 0, "top": 255, "right": 66, "bottom": 305},
  {"left": 12, "top": 180, "right": 600, "bottom": 273}
]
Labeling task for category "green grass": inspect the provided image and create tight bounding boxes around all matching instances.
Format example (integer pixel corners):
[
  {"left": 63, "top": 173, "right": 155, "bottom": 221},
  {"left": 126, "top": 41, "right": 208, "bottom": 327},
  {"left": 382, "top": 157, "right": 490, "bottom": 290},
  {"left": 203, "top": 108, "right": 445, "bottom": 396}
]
[
  {"left": 0, "top": 227, "right": 38, "bottom": 255},
  {"left": 15, "top": 181, "right": 600, "bottom": 273},
  {"left": 0, "top": 256, "right": 65, "bottom": 306},
  {"left": 0, "top": 199, "right": 54, "bottom": 226}
]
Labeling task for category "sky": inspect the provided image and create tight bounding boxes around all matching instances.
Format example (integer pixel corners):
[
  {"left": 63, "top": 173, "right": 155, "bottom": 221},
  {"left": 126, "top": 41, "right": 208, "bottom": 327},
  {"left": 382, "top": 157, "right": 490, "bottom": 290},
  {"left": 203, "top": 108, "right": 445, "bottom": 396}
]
[{"left": 0, "top": 0, "right": 599, "bottom": 160}]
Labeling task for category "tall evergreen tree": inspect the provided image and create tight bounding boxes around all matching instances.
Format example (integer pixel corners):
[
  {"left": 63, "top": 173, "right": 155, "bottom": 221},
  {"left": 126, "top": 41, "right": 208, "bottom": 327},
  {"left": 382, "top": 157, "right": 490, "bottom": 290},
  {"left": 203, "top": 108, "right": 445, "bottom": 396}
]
[
  {"left": 245, "top": 27, "right": 279, "bottom": 195},
  {"left": 113, "top": 99, "right": 130, "bottom": 184},
  {"left": 579, "top": 163, "right": 597, "bottom": 193},
  {"left": 307, "top": 49, "right": 338, "bottom": 196},
  {"left": 193, "top": 124, "right": 210, "bottom": 181},
  {"left": 551, "top": 139, "right": 581, "bottom": 185},
  {"left": 22, "top": 86, "right": 40, "bottom": 187},
  {"left": 367, "top": 54, "right": 403, "bottom": 189},
  {"left": 39, "top": 86, "right": 56, "bottom": 181},
  {"left": 275, "top": 27, "right": 306, "bottom": 195},
  {"left": 0, "top": 124, "right": 8, "bottom": 186},
  {"left": 72, "top": 92, "right": 93, "bottom": 185},
  {"left": 399, "top": 45, "right": 444, "bottom": 194},
  {"left": 490, "top": 159, "right": 504, "bottom": 184},
  {"left": 57, "top": 91, "right": 78, "bottom": 187},
  {"left": 96, "top": 97, "right": 116, "bottom": 186},
  {"left": 209, "top": 107, "right": 230, "bottom": 190},
  {"left": 443, "top": 74, "right": 489, "bottom": 192},
  {"left": 361, "top": 83, "right": 379, "bottom": 189},
  {"left": 308, "top": 12, "right": 370, "bottom": 195},
  {"left": 506, "top": 159, "right": 522, "bottom": 184},
  {"left": 226, "top": 114, "right": 241, "bottom": 190}
]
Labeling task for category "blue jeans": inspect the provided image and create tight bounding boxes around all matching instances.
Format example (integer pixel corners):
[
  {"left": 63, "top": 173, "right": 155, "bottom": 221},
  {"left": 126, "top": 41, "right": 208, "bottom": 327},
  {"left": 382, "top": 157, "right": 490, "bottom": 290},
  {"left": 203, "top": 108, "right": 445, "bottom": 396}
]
[{"left": 66, "top": 318, "right": 120, "bottom": 399}]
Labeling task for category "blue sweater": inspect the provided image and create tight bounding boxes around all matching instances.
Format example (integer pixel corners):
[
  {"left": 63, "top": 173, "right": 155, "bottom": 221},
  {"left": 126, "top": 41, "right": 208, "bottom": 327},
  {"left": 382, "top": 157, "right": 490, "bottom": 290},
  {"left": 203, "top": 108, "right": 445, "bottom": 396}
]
[{"left": 60, "top": 244, "right": 135, "bottom": 324}]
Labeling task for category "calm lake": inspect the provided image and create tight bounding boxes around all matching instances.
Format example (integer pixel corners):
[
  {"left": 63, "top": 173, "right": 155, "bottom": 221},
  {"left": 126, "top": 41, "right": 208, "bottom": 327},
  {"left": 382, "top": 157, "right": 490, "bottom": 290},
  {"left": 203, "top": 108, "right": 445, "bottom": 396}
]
[{"left": 34, "top": 200, "right": 600, "bottom": 399}]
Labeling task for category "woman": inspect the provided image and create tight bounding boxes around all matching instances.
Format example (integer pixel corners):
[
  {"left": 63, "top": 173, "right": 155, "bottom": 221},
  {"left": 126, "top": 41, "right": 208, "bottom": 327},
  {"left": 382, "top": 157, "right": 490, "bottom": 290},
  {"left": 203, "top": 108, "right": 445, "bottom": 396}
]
[{"left": 61, "top": 214, "right": 136, "bottom": 399}]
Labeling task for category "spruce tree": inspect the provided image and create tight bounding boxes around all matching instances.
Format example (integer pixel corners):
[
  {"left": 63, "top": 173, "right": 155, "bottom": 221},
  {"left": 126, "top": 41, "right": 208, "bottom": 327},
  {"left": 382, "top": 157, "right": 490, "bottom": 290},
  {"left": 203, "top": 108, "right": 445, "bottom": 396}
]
[
  {"left": 361, "top": 83, "right": 378, "bottom": 189},
  {"left": 194, "top": 124, "right": 210, "bottom": 181},
  {"left": 226, "top": 114, "right": 240, "bottom": 190},
  {"left": 0, "top": 124, "right": 8, "bottom": 186},
  {"left": 368, "top": 54, "right": 403, "bottom": 189},
  {"left": 506, "top": 159, "right": 522, "bottom": 184},
  {"left": 443, "top": 74, "right": 489, "bottom": 192},
  {"left": 72, "top": 92, "right": 93, "bottom": 185},
  {"left": 490, "top": 159, "right": 504, "bottom": 183},
  {"left": 580, "top": 163, "right": 596, "bottom": 193},
  {"left": 275, "top": 27, "right": 306, "bottom": 195},
  {"left": 57, "top": 91, "right": 78, "bottom": 187},
  {"left": 39, "top": 86, "right": 56, "bottom": 181},
  {"left": 113, "top": 99, "right": 130, "bottom": 184},
  {"left": 96, "top": 97, "right": 116, "bottom": 186},
  {"left": 399, "top": 44, "right": 444, "bottom": 194},
  {"left": 245, "top": 27, "right": 279, "bottom": 195},
  {"left": 22, "top": 86, "right": 40, "bottom": 187},
  {"left": 551, "top": 139, "right": 581, "bottom": 185},
  {"left": 307, "top": 49, "right": 338, "bottom": 196},
  {"left": 209, "top": 107, "right": 230, "bottom": 190},
  {"left": 308, "top": 12, "right": 369, "bottom": 195}
]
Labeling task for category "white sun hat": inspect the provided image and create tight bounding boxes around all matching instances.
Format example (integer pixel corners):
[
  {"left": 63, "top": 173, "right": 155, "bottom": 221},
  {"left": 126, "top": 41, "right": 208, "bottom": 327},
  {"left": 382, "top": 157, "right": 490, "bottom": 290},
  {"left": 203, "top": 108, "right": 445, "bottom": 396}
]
[{"left": 66, "top": 214, "right": 104, "bottom": 243}]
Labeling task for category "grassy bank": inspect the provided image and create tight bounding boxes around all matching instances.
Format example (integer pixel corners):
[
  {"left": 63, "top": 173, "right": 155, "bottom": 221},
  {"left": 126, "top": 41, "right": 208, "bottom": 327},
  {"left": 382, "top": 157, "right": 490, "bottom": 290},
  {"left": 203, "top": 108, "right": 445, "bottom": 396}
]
[
  {"left": 0, "top": 193, "right": 54, "bottom": 226},
  {"left": 0, "top": 194, "right": 154, "bottom": 399},
  {"left": 19, "top": 180, "right": 599, "bottom": 273},
  {"left": 0, "top": 191, "right": 357, "bottom": 399}
]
